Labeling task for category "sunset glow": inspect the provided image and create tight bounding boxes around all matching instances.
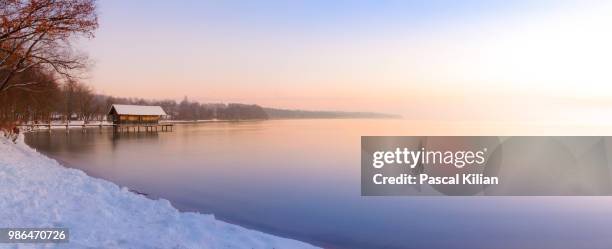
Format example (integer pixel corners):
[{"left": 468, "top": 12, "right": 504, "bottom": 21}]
[{"left": 82, "top": 0, "right": 612, "bottom": 121}]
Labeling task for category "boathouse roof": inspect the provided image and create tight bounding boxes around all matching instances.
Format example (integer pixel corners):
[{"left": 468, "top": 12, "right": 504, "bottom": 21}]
[{"left": 108, "top": 104, "right": 167, "bottom": 116}]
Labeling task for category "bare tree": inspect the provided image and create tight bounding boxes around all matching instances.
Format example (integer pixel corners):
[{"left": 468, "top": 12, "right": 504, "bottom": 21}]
[
  {"left": 0, "top": 68, "right": 59, "bottom": 121},
  {"left": 0, "top": 0, "right": 98, "bottom": 93},
  {"left": 59, "top": 79, "right": 76, "bottom": 121},
  {"left": 73, "top": 81, "right": 96, "bottom": 121}
]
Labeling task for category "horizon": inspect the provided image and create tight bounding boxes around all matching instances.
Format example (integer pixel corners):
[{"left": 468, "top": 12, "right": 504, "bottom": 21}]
[{"left": 79, "top": 0, "right": 612, "bottom": 122}]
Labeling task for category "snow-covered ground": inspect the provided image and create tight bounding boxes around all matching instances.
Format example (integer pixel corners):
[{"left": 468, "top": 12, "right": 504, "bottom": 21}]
[{"left": 0, "top": 134, "right": 319, "bottom": 249}]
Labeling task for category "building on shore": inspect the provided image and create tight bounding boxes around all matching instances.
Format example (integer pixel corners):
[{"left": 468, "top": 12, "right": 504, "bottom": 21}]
[{"left": 107, "top": 104, "right": 167, "bottom": 125}]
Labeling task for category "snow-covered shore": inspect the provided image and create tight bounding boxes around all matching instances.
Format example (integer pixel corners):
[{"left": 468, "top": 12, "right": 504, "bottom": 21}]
[{"left": 0, "top": 134, "right": 318, "bottom": 249}]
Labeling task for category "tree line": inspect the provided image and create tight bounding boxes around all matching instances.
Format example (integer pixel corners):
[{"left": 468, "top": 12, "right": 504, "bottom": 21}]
[{"left": 1, "top": 78, "right": 269, "bottom": 122}]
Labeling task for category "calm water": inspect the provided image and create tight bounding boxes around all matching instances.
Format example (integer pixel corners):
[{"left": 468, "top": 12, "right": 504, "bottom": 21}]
[{"left": 25, "top": 119, "right": 612, "bottom": 249}]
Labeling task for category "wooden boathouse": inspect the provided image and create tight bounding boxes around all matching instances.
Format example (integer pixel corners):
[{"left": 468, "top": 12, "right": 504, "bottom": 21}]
[{"left": 107, "top": 104, "right": 173, "bottom": 132}]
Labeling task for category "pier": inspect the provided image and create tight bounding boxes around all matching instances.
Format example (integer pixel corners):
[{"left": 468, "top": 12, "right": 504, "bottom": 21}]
[{"left": 18, "top": 123, "right": 174, "bottom": 133}]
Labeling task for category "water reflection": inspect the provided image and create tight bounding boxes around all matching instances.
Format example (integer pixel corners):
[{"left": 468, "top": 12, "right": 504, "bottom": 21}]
[{"left": 24, "top": 120, "right": 612, "bottom": 249}]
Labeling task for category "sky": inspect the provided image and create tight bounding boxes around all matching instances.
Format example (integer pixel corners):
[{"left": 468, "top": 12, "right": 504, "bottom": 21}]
[{"left": 80, "top": 0, "right": 612, "bottom": 122}]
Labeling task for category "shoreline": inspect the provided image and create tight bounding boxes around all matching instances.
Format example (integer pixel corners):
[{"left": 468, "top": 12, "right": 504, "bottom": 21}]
[{"left": 0, "top": 133, "right": 319, "bottom": 248}]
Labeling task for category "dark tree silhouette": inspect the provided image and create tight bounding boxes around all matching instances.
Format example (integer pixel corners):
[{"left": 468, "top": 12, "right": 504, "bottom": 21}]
[{"left": 0, "top": 0, "right": 98, "bottom": 93}]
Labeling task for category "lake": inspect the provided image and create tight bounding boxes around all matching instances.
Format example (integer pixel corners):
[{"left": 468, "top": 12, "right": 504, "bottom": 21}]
[{"left": 25, "top": 119, "right": 612, "bottom": 249}]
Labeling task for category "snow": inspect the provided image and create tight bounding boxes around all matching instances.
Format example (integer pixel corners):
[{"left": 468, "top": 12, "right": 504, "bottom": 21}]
[
  {"left": 109, "top": 104, "right": 167, "bottom": 116},
  {"left": 0, "top": 133, "right": 318, "bottom": 249}
]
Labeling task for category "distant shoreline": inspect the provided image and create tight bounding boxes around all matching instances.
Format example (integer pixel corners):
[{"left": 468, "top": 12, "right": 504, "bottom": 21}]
[{"left": 263, "top": 107, "right": 402, "bottom": 119}]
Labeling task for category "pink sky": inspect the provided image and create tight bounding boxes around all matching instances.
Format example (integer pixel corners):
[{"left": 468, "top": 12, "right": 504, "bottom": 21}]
[{"left": 79, "top": 1, "right": 612, "bottom": 122}]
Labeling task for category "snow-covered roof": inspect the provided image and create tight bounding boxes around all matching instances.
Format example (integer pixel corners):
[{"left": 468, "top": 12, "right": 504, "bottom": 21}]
[{"left": 108, "top": 104, "right": 167, "bottom": 116}]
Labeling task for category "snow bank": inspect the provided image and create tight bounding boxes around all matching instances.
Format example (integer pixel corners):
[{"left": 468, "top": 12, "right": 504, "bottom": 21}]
[{"left": 0, "top": 134, "right": 318, "bottom": 249}]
